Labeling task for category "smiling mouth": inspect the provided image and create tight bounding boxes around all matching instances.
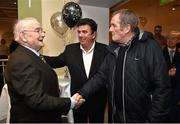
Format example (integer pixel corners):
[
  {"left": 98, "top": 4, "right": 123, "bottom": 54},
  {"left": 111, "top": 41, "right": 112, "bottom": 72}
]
[{"left": 38, "top": 39, "right": 43, "bottom": 42}]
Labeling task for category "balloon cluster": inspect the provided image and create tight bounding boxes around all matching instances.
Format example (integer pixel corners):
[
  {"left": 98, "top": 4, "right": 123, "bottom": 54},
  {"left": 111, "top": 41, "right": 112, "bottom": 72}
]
[
  {"left": 62, "top": 2, "right": 82, "bottom": 28},
  {"left": 50, "top": 2, "right": 82, "bottom": 36}
]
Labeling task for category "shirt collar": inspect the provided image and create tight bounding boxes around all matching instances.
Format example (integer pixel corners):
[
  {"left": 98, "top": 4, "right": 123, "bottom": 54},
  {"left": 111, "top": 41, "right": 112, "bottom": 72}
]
[
  {"left": 118, "top": 39, "right": 132, "bottom": 47},
  {"left": 22, "top": 45, "right": 40, "bottom": 56},
  {"left": 118, "top": 34, "right": 135, "bottom": 47},
  {"left": 80, "top": 41, "right": 95, "bottom": 54},
  {"left": 118, "top": 28, "right": 140, "bottom": 47},
  {"left": 168, "top": 47, "right": 176, "bottom": 52}
]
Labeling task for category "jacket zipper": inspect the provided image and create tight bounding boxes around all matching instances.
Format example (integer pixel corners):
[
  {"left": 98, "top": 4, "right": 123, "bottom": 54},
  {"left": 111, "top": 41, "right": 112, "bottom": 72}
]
[
  {"left": 112, "top": 51, "right": 118, "bottom": 123},
  {"left": 122, "top": 44, "right": 131, "bottom": 123}
]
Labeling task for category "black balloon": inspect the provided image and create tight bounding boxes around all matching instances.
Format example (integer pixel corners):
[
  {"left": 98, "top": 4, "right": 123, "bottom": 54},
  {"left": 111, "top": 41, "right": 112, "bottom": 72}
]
[{"left": 62, "top": 2, "right": 82, "bottom": 28}]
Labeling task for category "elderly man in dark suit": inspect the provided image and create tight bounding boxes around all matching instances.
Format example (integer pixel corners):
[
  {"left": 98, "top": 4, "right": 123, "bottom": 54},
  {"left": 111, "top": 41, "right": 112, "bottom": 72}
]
[
  {"left": 163, "top": 31, "right": 180, "bottom": 90},
  {"left": 163, "top": 30, "right": 180, "bottom": 122},
  {"left": 5, "top": 17, "right": 83, "bottom": 123},
  {"left": 44, "top": 18, "right": 108, "bottom": 123}
]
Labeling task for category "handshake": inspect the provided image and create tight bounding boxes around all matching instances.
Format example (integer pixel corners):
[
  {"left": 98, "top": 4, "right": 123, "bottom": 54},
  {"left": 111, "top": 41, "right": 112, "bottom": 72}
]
[{"left": 71, "top": 93, "right": 85, "bottom": 109}]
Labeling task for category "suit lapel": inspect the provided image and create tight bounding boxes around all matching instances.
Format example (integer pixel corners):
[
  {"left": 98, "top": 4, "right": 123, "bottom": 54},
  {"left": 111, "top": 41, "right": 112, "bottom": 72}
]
[
  {"left": 75, "top": 44, "right": 87, "bottom": 78},
  {"left": 164, "top": 48, "right": 171, "bottom": 66},
  {"left": 89, "top": 43, "right": 100, "bottom": 78},
  {"left": 18, "top": 46, "right": 39, "bottom": 60},
  {"left": 172, "top": 48, "right": 179, "bottom": 64},
  {"left": 18, "top": 46, "right": 52, "bottom": 69}
]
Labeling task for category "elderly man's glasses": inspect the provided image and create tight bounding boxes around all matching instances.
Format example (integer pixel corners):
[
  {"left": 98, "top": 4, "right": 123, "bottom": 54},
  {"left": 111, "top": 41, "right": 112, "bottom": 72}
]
[{"left": 23, "top": 27, "right": 45, "bottom": 34}]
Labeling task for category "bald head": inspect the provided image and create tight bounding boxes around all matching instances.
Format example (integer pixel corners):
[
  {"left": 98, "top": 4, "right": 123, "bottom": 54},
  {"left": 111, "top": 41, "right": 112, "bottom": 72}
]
[
  {"left": 13, "top": 17, "right": 40, "bottom": 42},
  {"left": 167, "top": 30, "right": 180, "bottom": 48},
  {"left": 13, "top": 17, "right": 45, "bottom": 51}
]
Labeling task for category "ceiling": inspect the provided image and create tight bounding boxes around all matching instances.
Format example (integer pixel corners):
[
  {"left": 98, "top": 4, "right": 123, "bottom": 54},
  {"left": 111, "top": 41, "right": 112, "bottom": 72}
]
[
  {"left": 79, "top": 0, "right": 125, "bottom": 8},
  {"left": 0, "top": 0, "right": 17, "bottom": 21},
  {"left": 0, "top": 0, "right": 180, "bottom": 21},
  {"left": 0, "top": 0, "right": 123, "bottom": 21}
]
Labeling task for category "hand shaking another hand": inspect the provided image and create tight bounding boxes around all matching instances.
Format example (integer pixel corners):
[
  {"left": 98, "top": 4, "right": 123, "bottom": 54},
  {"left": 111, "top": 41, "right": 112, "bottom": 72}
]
[{"left": 71, "top": 93, "right": 85, "bottom": 109}]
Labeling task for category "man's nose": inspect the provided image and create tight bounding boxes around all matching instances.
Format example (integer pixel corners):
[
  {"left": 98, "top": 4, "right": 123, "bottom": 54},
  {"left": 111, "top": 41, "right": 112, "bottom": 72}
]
[
  {"left": 78, "top": 32, "right": 83, "bottom": 37},
  {"left": 41, "top": 32, "right": 45, "bottom": 37},
  {"left": 109, "top": 26, "right": 113, "bottom": 32}
]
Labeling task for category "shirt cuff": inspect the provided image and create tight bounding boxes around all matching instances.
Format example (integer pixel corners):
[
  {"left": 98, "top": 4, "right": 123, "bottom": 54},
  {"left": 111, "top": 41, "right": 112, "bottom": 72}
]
[{"left": 70, "top": 97, "right": 76, "bottom": 109}]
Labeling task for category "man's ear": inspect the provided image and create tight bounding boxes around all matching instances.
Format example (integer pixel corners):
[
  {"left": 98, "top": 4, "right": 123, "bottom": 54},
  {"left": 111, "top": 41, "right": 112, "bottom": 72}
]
[
  {"left": 124, "top": 24, "right": 131, "bottom": 33},
  {"left": 20, "top": 32, "right": 27, "bottom": 42},
  {"left": 92, "top": 32, "right": 97, "bottom": 39}
]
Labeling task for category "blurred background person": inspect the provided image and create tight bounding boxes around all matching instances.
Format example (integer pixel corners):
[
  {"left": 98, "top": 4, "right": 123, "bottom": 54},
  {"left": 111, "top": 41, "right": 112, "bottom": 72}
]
[
  {"left": 175, "top": 31, "right": 180, "bottom": 48},
  {"left": 0, "top": 38, "right": 9, "bottom": 94},
  {"left": 9, "top": 39, "right": 19, "bottom": 54},
  {"left": 0, "top": 39, "right": 9, "bottom": 59},
  {"left": 163, "top": 30, "right": 180, "bottom": 122},
  {"left": 163, "top": 31, "right": 180, "bottom": 90},
  {"left": 153, "top": 25, "right": 167, "bottom": 49},
  {"left": 5, "top": 17, "right": 82, "bottom": 123},
  {"left": 44, "top": 18, "right": 108, "bottom": 123}
]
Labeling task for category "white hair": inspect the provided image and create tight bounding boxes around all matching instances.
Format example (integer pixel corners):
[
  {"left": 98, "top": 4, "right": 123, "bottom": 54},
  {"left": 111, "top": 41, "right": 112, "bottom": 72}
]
[{"left": 13, "top": 17, "right": 39, "bottom": 42}]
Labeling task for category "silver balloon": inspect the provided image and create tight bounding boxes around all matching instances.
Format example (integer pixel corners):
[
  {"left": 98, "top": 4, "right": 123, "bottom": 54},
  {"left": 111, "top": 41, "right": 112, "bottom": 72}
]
[{"left": 50, "top": 12, "right": 68, "bottom": 35}]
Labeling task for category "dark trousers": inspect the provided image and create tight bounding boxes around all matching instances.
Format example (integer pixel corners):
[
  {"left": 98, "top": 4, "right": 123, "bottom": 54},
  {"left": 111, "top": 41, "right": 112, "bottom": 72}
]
[{"left": 73, "top": 97, "right": 107, "bottom": 123}]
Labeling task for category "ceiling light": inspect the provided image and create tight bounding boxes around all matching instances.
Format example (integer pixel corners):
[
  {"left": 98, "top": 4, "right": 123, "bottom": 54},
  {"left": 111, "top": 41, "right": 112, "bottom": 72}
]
[
  {"left": 171, "top": 4, "right": 180, "bottom": 11},
  {"left": 172, "top": 7, "right": 176, "bottom": 11}
]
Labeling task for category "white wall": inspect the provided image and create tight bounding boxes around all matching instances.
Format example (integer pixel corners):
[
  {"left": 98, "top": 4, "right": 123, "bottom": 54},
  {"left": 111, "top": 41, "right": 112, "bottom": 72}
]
[
  {"left": 42, "top": 0, "right": 65, "bottom": 56},
  {"left": 80, "top": 5, "right": 109, "bottom": 45},
  {"left": 41, "top": 0, "right": 67, "bottom": 75}
]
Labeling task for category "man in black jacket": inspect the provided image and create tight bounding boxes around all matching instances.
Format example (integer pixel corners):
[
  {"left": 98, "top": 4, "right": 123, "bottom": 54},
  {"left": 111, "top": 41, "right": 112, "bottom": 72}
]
[
  {"left": 78, "top": 9, "right": 171, "bottom": 123},
  {"left": 44, "top": 18, "right": 108, "bottom": 123}
]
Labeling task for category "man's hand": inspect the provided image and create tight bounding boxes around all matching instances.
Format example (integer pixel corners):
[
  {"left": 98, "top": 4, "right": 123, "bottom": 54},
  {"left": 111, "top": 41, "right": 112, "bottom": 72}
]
[
  {"left": 168, "top": 67, "right": 176, "bottom": 76},
  {"left": 71, "top": 93, "right": 85, "bottom": 109}
]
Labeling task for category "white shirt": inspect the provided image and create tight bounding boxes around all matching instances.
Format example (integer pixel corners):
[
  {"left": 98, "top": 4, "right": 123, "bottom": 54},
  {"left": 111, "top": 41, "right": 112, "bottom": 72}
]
[
  {"left": 80, "top": 42, "right": 95, "bottom": 78},
  {"left": 168, "top": 47, "right": 176, "bottom": 63},
  {"left": 168, "top": 47, "right": 176, "bottom": 57},
  {"left": 22, "top": 45, "right": 40, "bottom": 56}
]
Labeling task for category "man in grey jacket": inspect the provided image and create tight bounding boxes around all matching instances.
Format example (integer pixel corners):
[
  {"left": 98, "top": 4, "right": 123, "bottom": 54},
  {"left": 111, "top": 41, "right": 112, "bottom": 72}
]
[{"left": 78, "top": 9, "right": 171, "bottom": 123}]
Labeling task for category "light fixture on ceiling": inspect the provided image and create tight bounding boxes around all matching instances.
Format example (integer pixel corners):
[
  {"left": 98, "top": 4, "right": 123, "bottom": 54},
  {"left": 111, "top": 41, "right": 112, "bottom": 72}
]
[
  {"left": 172, "top": 6, "right": 175, "bottom": 11},
  {"left": 171, "top": 4, "right": 180, "bottom": 11}
]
